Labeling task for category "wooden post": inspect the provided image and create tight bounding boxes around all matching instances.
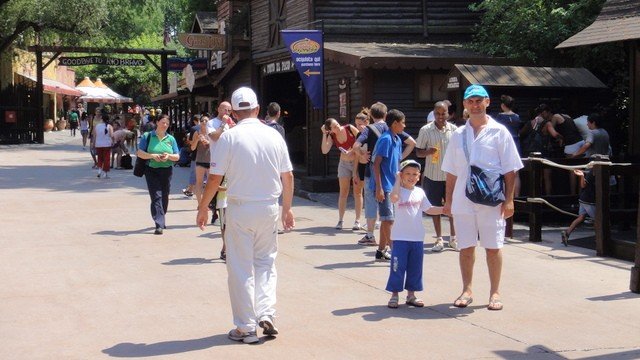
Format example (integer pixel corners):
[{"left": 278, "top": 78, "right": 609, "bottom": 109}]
[
  {"left": 35, "top": 47, "right": 44, "bottom": 144},
  {"left": 161, "top": 52, "right": 169, "bottom": 96},
  {"left": 631, "top": 178, "right": 640, "bottom": 293},
  {"left": 528, "top": 157, "right": 543, "bottom": 242},
  {"left": 594, "top": 164, "right": 611, "bottom": 256}
]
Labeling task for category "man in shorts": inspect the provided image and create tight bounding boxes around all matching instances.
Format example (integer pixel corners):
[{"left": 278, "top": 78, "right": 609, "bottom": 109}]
[{"left": 442, "top": 85, "right": 523, "bottom": 311}]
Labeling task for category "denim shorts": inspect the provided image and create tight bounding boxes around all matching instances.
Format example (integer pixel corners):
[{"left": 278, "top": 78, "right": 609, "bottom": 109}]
[
  {"left": 364, "top": 177, "right": 377, "bottom": 219},
  {"left": 377, "top": 191, "right": 394, "bottom": 221}
]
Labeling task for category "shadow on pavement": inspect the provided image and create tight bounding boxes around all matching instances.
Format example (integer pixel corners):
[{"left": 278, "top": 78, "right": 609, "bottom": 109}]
[
  {"left": 305, "top": 244, "right": 363, "bottom": 251},
  {"left": 586, "top": 291, "right": 640, "bottom": 302},
  {"left": 332, "top": 303, "right": 476, "bottom": 322},
  {"left": 162, "top": 258, "right": 218, "bottom": 265},
  {"left": 101, "top": 334, "right": 231, "bottom": 357},
  {"left": 315, "top": 259, "right": 389, "bottom": 270}
]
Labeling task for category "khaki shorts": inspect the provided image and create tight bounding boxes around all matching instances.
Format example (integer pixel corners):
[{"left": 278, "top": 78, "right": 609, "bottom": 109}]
[{"left": 337, "top": 159, "right": 354, "bottom": 178}]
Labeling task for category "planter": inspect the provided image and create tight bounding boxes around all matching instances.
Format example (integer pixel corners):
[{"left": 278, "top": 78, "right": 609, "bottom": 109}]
[
  {"left": 44, "top": 119, "right": 54, "bottom": 132},
  {"left": 56, "top": 119, "right": 67, "bottom": 131}
]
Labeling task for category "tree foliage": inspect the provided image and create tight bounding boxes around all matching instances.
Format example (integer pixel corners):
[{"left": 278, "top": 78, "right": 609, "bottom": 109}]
[
  {"left": 2, "top": 0, "right": 215, "bottom": 102},
  {"left": 469, "top": 0, "right": 629, "bottom": 153},
  {"left": 0, "top": 0, "right": 112, "bottom": 53},
  {"left": 470, "top": 0, "right": 605, "bottom": 63}
]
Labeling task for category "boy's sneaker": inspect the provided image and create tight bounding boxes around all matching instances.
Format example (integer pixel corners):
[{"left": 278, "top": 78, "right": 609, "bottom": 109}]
[
  {"left": 561, "top": 230, "right": 569, "bottom": 246},
  {"left": 431, "top": 238, "right": 445, "bottom": 252},
  {"left": 258, "top": 315, "right": 279, "bottom": 336},
  {"left": 358, "top": 234, "right": 377, "bottom": 246},
  {"left": 335, "top": 220, "right": 343, "bottom": 230},
  {"left": 352, "top": 221, "right": 363, "bottom": 230},
  {"left": 375, "top": 248, "right": 391, "bottom": 261},
  {"left": 228, "top": 329, "right": 259, "bottom": 344},
  {"left": 182, "top": 188, "right": 193, "bottom": 197},
  {"left": 449, "top": 237, "right": 459, "bottom": 251}
]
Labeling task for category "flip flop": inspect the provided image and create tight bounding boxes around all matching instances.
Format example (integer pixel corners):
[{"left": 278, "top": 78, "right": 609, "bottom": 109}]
[
  {"left": 406, "top": 295, "right": 424, "bottom": 307},
  {"left": 488, "top": 298, "right": 504, "bottom": 311},
  {"left": 388, "top": 295, "right": 399, "bottom": 309},
  {"left": 453, "top": 295, "right": 473, "bottom": 308}
]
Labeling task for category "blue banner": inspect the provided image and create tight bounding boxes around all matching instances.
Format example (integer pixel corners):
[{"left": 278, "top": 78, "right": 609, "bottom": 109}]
[{"left": 280, "top": 30, "right": 324, "bottom": 109}]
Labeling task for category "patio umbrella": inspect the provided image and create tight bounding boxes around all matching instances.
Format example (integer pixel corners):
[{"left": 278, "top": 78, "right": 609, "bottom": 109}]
[
  {"left": 76, "top": 77, "right": 118, "bottom": 104},
  {"left": 94, "top": 78, "right": 133, "bottom": 103}
]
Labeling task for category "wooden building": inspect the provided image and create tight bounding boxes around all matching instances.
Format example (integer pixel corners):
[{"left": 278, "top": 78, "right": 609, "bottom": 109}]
[{"left": 165, "top": 1, "right": 612, "bottom": 191}]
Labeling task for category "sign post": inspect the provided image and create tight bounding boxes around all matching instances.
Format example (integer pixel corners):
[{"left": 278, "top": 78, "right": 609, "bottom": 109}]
[{"left": 177, "top": 33, "right": 226, "bottom": 50}]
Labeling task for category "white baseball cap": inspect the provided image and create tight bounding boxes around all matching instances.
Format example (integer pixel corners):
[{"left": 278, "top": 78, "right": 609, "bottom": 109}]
[{"left": 231, "top": 87, "right": 259, "bottom": 111}]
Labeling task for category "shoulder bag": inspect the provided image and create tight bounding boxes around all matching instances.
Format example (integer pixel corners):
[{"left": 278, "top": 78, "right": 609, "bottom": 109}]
[
  {"left": 462, "top": 126, "right": 505, "bottom": 206},
  {"left": 133, "top": 132, "right": 150, "bottom": 177}
]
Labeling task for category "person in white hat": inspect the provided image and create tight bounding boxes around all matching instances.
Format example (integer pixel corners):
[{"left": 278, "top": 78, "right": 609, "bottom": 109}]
[{"left": 196, "top": 87, "right": 295, "bottom": 344}]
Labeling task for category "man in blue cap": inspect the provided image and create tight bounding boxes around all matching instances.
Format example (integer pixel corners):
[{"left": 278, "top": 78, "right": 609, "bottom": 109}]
[{"left": 441, "top": 84, "right": 523, "bottom": 311}]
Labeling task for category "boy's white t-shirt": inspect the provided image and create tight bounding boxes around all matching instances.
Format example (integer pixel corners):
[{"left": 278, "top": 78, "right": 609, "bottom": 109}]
[{"left": 391, "top": 186, "right": 433, "bottom": 242}]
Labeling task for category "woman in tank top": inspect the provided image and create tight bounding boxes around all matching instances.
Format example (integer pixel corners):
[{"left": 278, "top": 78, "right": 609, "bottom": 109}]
[
  {"left": 91, "top": 114, "right": 114, "bottom": 178},
  {"left": 320, "top": 117, "right": 362, "bottom": 230}
]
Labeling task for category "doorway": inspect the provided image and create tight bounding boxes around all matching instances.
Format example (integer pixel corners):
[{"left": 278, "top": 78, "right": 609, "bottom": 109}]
[{"left": 262, "top": 71, "right": 307, "bottom": 166}]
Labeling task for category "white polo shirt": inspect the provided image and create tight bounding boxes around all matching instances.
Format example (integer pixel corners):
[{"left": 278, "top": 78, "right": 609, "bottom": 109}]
[
  {"left": 441, "top": 117, "right": 523, "bottom": 215},
  {"left": 209, "top": 118, "right": 292, "bottom": 203}
]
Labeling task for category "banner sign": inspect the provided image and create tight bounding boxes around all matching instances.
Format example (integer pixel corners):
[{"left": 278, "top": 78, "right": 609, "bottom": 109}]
[
  {"left": 280, "top": 30, "right": 324, "bottom": 109},
  {"left": 59, "top": 56, "right": 146, "bottom": 66},
  {"left": 167, "top": 58, "right": 208, "bottom": 72},
  {"left": 178, "top": 33, "right": 226, "bottom": 50}
]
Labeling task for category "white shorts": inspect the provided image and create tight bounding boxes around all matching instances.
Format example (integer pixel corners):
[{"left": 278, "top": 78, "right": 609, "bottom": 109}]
[{"left": 453, "top": 205, "right": 505, "bottom": 250}]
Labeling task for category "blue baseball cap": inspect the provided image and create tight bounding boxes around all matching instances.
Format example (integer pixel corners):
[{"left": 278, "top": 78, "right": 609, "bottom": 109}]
[{"left": 464, "top": 84, "right": 489, "bottom": 99}]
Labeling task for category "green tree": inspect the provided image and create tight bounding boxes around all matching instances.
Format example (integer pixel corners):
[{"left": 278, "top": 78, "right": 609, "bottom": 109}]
[
  {"left": 469, "top": 0, "right": 629, "bottom": 153},
  {"left": 0, "top": 0, "right": 112, "bottom": 53}
]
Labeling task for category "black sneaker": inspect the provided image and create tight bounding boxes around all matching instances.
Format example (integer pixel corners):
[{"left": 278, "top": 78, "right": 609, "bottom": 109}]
[
  {"left": 154, "top": 227, "right": 163, "bottom": 235},
  {"left": 375, "top": 249, "right": 391, "bottom": 261},
  {"left": 220, "top": 250, "right": 226, "bottom": 261}
]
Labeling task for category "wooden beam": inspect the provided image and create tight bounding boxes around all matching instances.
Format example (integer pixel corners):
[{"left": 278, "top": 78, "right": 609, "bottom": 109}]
[
  {"left": 27, "top": 46, "right": 177, "bottom": 56},
  {"left": 43, "top": 52, "right": 61, "bottom": 71},
  {"left": 630, "top": 41, "right": 640, "bottom": 157},
  {"left": 143, "top": 54, "right": 161, "bottom": 72},
  {"left": 35, "top": 48, "right": 44, "bottom": 144},
  {"left": 594, "top": 164, "right": 611, "bottom": 256},
  {"left": 631, "top": 177, "right": 640, "bottom": 293}
]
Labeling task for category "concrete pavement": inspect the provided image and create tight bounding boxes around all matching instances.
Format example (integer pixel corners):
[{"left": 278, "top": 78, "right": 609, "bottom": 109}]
[{"left": 1, "top": 130, "right": 639, "bottom": 359}]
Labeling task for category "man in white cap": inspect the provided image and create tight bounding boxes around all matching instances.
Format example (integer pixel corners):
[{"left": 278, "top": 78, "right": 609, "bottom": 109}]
[
  {"left": 441, "top": 84, "right": 523, "bottom": 311},
  {"left": 196, "top": 87, "right": 295, "bottom": 344}
]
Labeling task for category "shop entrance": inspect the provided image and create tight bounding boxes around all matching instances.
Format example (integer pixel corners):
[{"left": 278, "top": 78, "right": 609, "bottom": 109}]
[{"left": 262, "top": 71, "right": 307, "bottom": 166}]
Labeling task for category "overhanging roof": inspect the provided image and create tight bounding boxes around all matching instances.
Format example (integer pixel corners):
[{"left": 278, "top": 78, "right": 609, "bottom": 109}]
[
  {"left": 16, "top": 73, "right": 83, "bottom": 96},
  {"left": 446, "top": 64, "right": 607, "bottom": 89},
  {"left": 324, "top": 42, "right": 508, "bottom": 70},
  {"left": 556, "top": 0, "right": 640, "bottom": 49},
  {"left": 192, "top": 12, "right": 218, "bottom": 33}
]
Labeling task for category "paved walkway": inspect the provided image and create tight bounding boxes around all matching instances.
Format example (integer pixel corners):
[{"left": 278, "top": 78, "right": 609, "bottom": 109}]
[{"left": 1, "top": 131, "right": 639, "bottom": 359}]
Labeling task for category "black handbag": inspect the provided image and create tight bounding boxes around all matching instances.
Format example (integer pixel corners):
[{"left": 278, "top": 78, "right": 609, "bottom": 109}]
[
  {"left": 133, "top": 132, "right": 149, "bottom": 177},
  {"left": 462, "top": 126, "right": 505, "bottom": 207}
]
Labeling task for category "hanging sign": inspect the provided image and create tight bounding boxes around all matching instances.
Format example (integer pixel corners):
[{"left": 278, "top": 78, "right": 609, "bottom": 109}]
[
  {"left": 177, "top": 33, "right": 226, "bottom": 50},
  {"left": 59, "top": 56, "right": 146, "bottom": 66},
  {"left": 280, "top": 30, "right": 324, "bottom": 109},
  {"left": 167, "top": 58, "right": 208, "bottom": 72}
]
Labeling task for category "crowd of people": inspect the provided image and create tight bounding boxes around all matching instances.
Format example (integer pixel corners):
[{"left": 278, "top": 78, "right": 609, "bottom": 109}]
[{"left": 75, "top": 82, "right": 615, "bottom": 344}]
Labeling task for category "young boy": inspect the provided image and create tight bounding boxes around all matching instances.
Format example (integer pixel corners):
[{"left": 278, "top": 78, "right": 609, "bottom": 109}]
[
  {"left": 371, "top": 109, "right": 406, "bottom": 261},
  {"left": 386, "top": 160, "right": 443, "bottom": 308},
  {"left": 561, "top": 167, "right": 595, "bottom": 246}
]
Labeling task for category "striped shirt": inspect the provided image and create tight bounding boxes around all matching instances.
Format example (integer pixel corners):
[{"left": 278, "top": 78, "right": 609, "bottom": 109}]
[{"left": 415, "top": 121, "right": 457, "bottom": 181}]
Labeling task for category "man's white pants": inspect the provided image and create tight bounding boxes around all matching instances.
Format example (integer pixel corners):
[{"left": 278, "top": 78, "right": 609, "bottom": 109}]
[{"left": 226, "top": 200, "right": 279, "bottom": 333}]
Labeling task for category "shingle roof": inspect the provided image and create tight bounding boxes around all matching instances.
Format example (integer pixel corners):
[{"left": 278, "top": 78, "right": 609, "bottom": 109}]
[
  {"left": 449, "top": 64, "right": 607, "bottom": 89},
  {"left": 556, "top": 0, "right": 640, "bottom": 48}
]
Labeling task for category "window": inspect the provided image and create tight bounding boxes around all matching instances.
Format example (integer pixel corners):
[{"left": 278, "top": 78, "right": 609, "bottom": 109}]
[{"left": 416, "top": 73, "right": 448, "bottom": 104}]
